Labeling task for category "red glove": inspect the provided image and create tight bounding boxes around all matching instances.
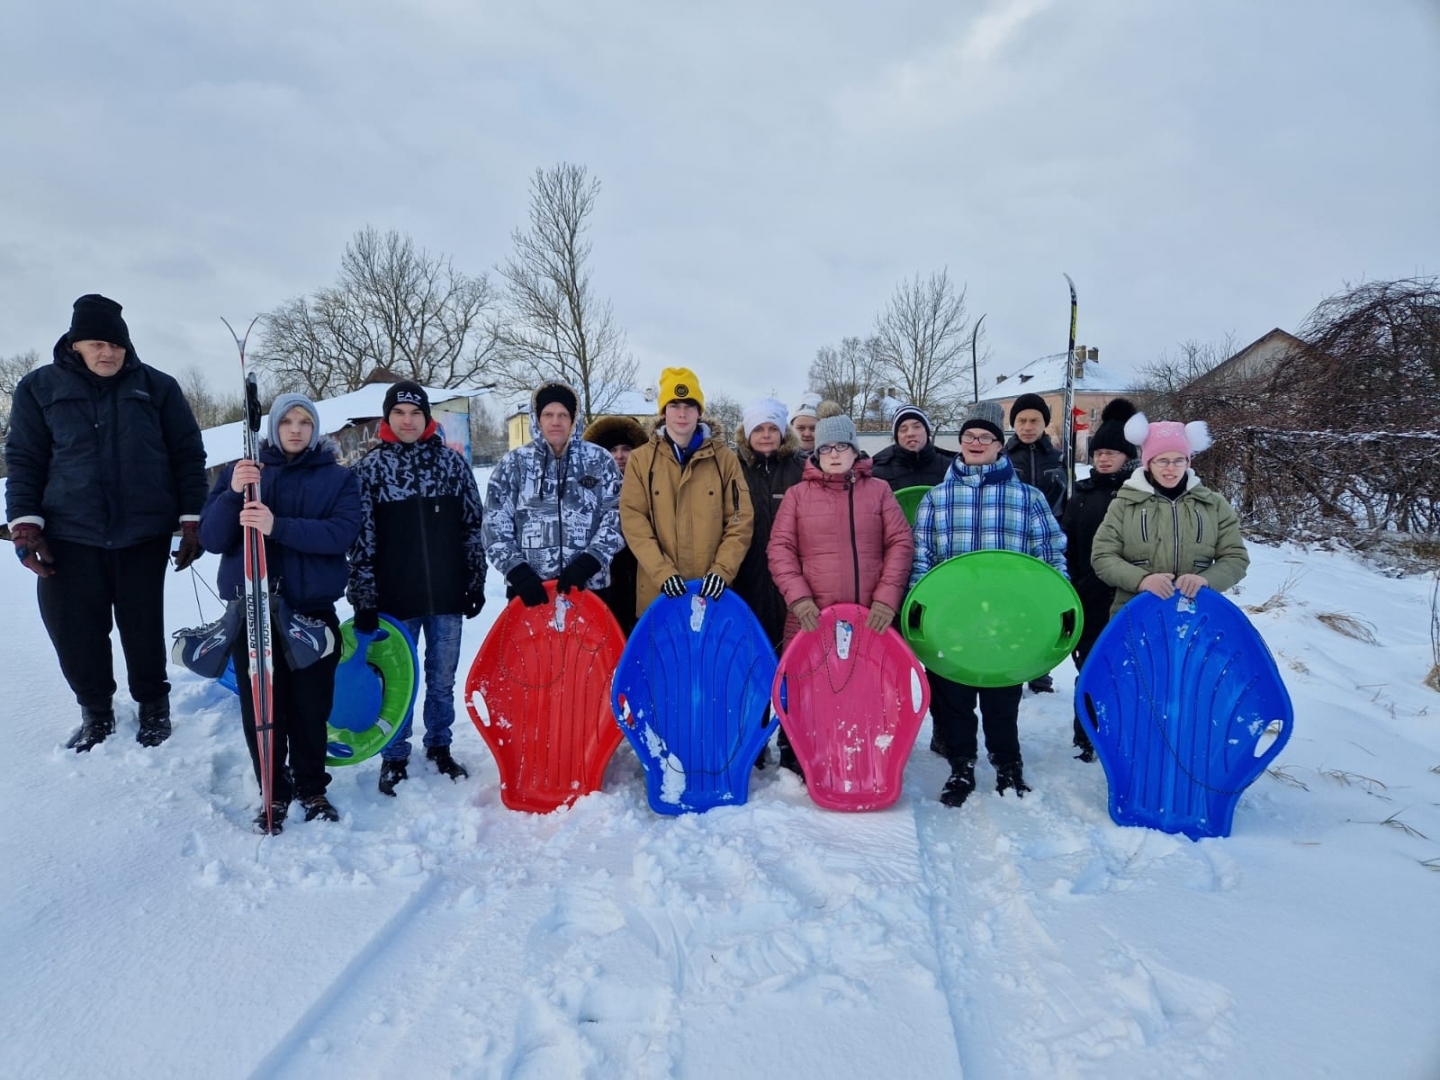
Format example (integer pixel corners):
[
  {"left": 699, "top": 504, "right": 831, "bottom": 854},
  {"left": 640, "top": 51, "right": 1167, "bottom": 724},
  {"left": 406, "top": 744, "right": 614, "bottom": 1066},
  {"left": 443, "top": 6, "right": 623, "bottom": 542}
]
[{"left": 172, "top": 522, "right": 202, "bottom": 571}]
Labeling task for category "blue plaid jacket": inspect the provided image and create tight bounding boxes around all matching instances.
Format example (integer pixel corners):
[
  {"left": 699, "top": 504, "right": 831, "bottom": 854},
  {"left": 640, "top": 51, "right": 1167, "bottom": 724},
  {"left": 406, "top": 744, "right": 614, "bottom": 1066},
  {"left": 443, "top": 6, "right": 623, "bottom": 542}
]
[{"left": 909, "top": 455, "right": 1068, "bottom": 588}]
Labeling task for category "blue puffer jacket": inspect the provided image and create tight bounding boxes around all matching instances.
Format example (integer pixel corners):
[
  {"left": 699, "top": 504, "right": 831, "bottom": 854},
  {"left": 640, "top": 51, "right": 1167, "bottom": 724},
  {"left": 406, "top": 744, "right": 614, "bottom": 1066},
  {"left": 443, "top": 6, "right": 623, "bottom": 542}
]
[
  {"left": 199, "top": 438, "right": 362, "bottom": 611},
  {"left": 5, "top": 339, "right": 207, "bottom": 546}
]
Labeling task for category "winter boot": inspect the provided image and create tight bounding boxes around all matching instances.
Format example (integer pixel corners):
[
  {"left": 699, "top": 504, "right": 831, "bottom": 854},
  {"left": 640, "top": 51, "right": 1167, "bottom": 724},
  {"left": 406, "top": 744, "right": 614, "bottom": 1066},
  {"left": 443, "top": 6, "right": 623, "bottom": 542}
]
[
  {"left": 777, "top": 743, "right": 806, "bottom": 781},
  {"left": 1027, "top": 674, "right": 1055, "bottom": 694},
  {"left": 1073, "top": 730, "right": 1096, "bottom": 763},
  {"left": 426, "top": 745, "right": 469, "bottom": 781},
  {"left": 67, "top": 703, "right": 116, "bottom": 753},
  {"left": 378, "top": 758, "right": 408, "bottom": 797},
  {"left": 301, "top": 794, "right": 339, "bottom": 823},
  {"left": 939, "top": 759, "right": 977, "bottom": 807},
  {"left": 754, "top": 743, "right": 770, "bottom": 770},
  {"left": 993, "top": 756, "right": 1032, "bottom": 797},
  {"left": 136, "top": 697, "right": 172, "bottom": 747},
  {"left": 253, "top": 801, "right": 288, "bottom": 835}
]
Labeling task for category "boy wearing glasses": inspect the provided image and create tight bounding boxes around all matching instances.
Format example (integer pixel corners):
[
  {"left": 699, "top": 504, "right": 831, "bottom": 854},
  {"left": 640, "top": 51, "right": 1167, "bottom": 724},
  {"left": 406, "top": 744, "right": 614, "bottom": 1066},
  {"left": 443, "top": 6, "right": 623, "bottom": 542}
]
[
  {"left": 1090, "top": 412, "right": 1248, "bottom": 615},
  {"left": 910, "top": 412, "right": 1068, "bottom": 807}
]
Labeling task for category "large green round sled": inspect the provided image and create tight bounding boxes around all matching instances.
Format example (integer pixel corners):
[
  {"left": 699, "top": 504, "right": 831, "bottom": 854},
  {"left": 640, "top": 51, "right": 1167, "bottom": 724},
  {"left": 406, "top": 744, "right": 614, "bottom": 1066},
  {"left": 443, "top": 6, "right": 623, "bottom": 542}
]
[
  {"left": 901, "top": 551, "right": 1083, "bottom": 688},
  {"left": 325, "top": 614, "right": 419, "bottom": 767},
  {"left": 893, "top": 485, "right": 932, "bottom": 526}
]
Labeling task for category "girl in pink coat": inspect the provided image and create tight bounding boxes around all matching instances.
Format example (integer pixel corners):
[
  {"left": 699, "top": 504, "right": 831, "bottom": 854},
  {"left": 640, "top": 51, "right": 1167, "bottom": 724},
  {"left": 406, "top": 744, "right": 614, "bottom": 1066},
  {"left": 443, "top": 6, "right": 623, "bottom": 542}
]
[{"left": 767, "top": 413, "right": 915, "bottom": 650}]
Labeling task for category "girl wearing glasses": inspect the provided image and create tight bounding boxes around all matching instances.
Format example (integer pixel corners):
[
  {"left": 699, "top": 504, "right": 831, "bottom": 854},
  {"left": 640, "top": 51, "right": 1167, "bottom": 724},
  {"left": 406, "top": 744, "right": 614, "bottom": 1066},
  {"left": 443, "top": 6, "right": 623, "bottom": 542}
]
[{"left": 1090, "top": 413, "right": 1249, "bottom": 616}]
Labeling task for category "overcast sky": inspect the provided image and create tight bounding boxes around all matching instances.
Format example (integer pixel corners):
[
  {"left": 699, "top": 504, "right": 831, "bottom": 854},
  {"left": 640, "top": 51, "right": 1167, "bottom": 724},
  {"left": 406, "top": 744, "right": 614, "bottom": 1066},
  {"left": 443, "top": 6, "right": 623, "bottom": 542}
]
[{"left": 3, "top": 0, "right": 1436, "bottom": 414}]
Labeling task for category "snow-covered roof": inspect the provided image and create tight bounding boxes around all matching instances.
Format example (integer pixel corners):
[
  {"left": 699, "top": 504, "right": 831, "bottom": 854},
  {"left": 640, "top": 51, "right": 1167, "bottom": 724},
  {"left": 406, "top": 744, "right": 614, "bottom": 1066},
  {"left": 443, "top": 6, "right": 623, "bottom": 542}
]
[
  {"left": 200, "top": 383, "right": 482, "bottom": 467},
  {"left": 972, "top": 351, "right": 1137, "bottom": 399}
]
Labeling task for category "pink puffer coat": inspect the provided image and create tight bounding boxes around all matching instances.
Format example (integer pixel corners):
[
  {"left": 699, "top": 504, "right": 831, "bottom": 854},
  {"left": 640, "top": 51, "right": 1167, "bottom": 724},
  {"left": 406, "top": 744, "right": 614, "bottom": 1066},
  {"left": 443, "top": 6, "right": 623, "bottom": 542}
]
[{"left": 767, "top": 456, "right": 914, "bottom": 618}]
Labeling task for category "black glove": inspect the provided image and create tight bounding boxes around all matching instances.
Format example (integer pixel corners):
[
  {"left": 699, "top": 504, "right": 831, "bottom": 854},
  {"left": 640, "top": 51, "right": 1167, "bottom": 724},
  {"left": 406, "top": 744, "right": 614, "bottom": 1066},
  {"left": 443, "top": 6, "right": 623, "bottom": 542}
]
[
  {"left": 507, "top": 563, "right": 550, "bottom": 608},
  {"left": 660, "top": 574, "right": 688, "bottom": 599},
  {"left": 556, "top": 553, "right": 602, "bottom": 595},
  {"left": 172, "top": 522, "right": 203, "bottom": 571},
  {"left": 11, "top": 524, "right": 55, "bottom": 578},
  {"left": 699, "top": 572, "right": 727, "bottom": 600},
  {"left": 464, "top": 591, "right": 485, "bottom": 619},
  {"left": 353, "top": 608, "right": 380, "bottom": 635}
]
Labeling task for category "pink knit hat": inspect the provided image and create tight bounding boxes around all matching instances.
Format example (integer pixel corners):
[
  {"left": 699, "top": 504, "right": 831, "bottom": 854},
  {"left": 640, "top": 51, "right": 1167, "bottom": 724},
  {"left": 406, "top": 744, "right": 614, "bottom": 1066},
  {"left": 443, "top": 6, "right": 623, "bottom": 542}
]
[{"left": 1124, "top": 412, "right": 1212, "bottom": 469}]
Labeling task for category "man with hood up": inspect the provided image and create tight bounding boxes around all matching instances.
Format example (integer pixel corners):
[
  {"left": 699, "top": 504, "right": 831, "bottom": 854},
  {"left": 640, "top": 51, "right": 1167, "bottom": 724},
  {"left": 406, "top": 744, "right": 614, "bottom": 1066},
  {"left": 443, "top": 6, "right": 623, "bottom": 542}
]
[
  {"left": 348, "top": 381, "right": 488, "bottom": 796},
  {"left": 618, "top": 367, "right": 754, "bottom": 614},
  {"left": 6, "top": 294, "right": 207, "bottom": 753},
  {"left": 484, "top": 380, "right": 625, "bottom": 612}
]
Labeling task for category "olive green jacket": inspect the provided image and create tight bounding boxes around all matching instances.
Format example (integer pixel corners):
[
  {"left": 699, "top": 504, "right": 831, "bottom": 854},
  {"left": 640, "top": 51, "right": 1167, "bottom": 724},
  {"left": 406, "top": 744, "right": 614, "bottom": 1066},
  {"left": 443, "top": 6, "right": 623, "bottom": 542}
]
[{"left": 1090, "top": 470, "right": 1249, "bottom": 615}]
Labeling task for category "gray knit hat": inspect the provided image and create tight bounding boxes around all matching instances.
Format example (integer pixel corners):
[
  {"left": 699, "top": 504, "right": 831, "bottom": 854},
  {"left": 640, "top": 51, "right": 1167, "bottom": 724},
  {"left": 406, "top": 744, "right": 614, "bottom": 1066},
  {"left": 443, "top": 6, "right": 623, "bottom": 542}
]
[
  {"left": 267, "top": 393, "right": 322, "bottom": 450},
  {"left": 813, "top": 413, "right": 858, "bottom": 451}
]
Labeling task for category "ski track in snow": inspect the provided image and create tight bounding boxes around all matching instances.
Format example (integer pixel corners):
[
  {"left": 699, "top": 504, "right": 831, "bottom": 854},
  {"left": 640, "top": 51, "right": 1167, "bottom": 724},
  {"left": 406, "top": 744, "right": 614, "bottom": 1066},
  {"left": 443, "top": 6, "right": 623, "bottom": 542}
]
[{"left": 6, "top": 525, "right": 1440, "bottom": 1079}]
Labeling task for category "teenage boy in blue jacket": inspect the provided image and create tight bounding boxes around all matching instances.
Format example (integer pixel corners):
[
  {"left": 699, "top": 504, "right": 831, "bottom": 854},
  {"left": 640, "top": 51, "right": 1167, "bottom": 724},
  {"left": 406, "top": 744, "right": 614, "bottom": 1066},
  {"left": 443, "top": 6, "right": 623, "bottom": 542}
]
[{"left": 200, "top": 394, "right": 361, "bottom": 834}]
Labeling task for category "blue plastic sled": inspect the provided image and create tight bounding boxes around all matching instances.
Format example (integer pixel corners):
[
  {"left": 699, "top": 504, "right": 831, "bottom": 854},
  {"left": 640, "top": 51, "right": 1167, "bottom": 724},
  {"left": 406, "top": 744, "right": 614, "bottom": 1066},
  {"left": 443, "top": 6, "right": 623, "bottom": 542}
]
[
  {"left": 612, "top": 582, "right": 778, "bottom": 815},
  {"left": 1076, "top": 589, "right": 1294, "bottom": 840}
]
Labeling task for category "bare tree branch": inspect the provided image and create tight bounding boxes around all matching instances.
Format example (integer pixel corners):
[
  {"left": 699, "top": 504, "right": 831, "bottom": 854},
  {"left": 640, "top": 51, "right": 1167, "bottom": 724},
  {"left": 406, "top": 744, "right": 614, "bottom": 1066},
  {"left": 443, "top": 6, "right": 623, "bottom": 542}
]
[
  {"left": 871, "top": 270, "right": 972, "bottom": 426},
  {"left": 493, "top": 163, "right": 637, "bottom": 419}
]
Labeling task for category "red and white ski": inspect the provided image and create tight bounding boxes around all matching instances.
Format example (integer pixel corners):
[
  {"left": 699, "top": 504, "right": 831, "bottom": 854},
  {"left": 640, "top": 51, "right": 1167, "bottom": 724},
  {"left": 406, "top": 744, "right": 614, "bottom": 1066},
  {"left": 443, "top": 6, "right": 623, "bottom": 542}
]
[{"left": 222, "top": 318, "right": 276, "bottom": 834}]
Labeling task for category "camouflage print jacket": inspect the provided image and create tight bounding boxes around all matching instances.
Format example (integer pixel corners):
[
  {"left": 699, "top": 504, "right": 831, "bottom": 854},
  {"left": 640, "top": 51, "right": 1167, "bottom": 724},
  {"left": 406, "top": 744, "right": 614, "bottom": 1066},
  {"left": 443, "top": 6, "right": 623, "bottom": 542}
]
[{"left": 483, "top": 416, "right": 625, "bottom": 588}]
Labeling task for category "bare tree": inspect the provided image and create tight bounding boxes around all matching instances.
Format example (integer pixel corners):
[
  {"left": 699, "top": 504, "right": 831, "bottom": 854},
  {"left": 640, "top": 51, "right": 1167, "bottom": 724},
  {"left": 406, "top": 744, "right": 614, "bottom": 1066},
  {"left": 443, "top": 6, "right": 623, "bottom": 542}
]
[
  {"left": 871, "top": 270, "right": 972, "bottom": 426},
  {"left": 0, "top": 349, "right": 39, "bottom": 437},
  {"left": 177, "top": 365, "right": 246, "bottom": 431},
  {"left": 468, "top": 395, "right": 510, "bottom": 465},
  {"left": 808, "top": 335, "right": 884, "bottom": 426},
  {"left": 1131, "top": 335, "right": 1238, "bottom": 416},
  {"left": 494, "top": 163, "right": 637, "bottom": 420},
  {"left": 703, "top": 391, "right": 743, "bottom": 448},
  {"left": 256, "top": 227, "right": 498, "bottom": 397}
]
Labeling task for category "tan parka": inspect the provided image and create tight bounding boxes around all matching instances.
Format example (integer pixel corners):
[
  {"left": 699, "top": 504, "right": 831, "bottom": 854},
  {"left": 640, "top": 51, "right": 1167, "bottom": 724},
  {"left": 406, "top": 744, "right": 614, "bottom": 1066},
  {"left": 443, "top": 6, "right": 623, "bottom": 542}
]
[
  {"left": 619, "top": 422, "right": 754, "bottom": 613},
  {"left": 1090, "top": 469, "right": 1249, "bottom": 615}
]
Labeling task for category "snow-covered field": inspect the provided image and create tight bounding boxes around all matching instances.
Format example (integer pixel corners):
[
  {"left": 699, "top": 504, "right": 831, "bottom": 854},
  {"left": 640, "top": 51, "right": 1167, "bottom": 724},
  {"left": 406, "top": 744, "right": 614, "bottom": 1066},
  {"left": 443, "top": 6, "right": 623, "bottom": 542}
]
[{"left": 4, "top": 490, "right": 1438, "bottom": 1078}]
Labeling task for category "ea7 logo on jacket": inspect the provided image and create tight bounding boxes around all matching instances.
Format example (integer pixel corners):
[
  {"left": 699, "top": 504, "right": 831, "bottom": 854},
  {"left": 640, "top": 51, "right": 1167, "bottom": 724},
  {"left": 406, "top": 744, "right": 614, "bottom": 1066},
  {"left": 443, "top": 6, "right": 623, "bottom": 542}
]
[{"left": 579, "top": 475, "right": 599, "bottom": 489}]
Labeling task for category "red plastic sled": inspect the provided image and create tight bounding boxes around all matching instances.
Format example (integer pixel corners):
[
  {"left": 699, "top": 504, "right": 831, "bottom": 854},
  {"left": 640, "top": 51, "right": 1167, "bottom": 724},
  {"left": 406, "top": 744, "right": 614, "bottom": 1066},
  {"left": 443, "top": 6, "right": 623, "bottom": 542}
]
[
  {"left": 772, "top": 603, "right": 930, "bottom": 811},
  {"left": 466, "top": 583, "right": 627, "bottom": 812}
]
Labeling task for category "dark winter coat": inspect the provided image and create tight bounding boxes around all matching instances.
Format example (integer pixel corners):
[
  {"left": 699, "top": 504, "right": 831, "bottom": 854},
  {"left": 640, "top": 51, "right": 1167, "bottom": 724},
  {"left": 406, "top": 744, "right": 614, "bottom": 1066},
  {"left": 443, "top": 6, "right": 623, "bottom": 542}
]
[
  {"left": 732, "top": 424, "right": 807, "bottom": 646},
  {"left": 768, "top": 456, "right": 914, "bottom": 616},
  {"left": 1091, "top": 469, "right": 1249, "bottom": 615},
  {"left": 1004, "top": 433, "right": 1068, "bottom": 518},
  {"left": 346, "top": 426, "right": 487, "bottom": 619},
  {"left": 870, "top": 440, "right": 955, "bottom": 493},
  {"left": 5, "top": 339, "right": 207, "bottom": 547},
  {"left": 199, "top": 439, "right": 362, "bottom": 612},
  {"left": 1060, "top": 466, "right": 1132, "bottom": 613}
]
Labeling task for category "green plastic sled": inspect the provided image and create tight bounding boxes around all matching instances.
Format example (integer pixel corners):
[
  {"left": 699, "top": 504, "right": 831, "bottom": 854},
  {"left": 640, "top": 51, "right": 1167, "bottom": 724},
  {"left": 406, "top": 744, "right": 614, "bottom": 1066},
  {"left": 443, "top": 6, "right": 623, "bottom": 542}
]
[
  {"left": 894, "top": 485, "right": 932, "bottom": 526},
  {"left": 325, "top": 615, "right": 419, "bottom": 767},
  {"left": 901, "top": 551, "right": 1083, "bottom": 688}
]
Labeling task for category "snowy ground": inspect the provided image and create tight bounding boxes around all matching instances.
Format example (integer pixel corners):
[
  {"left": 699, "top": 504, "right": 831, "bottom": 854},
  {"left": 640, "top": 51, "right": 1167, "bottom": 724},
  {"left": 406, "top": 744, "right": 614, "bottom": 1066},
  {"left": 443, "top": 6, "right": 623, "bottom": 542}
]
[{"left": 4, "top": 491, "right": 1439, "bottom": 1078}]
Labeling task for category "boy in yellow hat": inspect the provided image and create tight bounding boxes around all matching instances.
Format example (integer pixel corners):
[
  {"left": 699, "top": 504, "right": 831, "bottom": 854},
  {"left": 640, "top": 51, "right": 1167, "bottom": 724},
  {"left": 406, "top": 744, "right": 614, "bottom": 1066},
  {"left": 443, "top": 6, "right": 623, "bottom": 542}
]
[{"left": 619, "top": 367, "right": 754, "bottom": 614}]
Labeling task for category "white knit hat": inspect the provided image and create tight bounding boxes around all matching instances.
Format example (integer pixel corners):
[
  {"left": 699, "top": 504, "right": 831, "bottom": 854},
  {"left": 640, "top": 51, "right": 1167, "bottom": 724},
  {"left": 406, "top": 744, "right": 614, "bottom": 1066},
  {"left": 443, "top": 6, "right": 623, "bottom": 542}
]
[{"left": 742, "top": 397, "right": 789, "bottom": 439}]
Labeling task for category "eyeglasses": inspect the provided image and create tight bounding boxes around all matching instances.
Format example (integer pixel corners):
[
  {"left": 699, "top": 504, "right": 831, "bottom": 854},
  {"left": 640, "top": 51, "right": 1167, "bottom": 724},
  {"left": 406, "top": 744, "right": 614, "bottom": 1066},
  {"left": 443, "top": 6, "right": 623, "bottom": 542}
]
[
  {"left": 816, "top": 444, "right": 851, "bottom": 456},
  {"left": 960, "top": 433, "right": 997, "bottom": 446},
  {"left": 1150, "top": 456, "right": 1189, "bottom": 469}
]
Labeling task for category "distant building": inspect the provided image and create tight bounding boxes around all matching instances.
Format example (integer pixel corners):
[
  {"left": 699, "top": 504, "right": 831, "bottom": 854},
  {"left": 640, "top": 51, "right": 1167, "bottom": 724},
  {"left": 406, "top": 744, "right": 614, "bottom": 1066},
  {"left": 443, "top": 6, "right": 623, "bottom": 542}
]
[{"left": 1187, "top": 328, "right": 1305, "bottom": 390}]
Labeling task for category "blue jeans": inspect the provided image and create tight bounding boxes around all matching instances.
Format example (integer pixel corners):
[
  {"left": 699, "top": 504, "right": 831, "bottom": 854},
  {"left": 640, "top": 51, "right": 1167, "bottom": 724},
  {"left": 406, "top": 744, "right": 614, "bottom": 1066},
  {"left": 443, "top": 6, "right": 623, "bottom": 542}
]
[{"left": 383, "top": 614, "right": 464, "bottom": 762}]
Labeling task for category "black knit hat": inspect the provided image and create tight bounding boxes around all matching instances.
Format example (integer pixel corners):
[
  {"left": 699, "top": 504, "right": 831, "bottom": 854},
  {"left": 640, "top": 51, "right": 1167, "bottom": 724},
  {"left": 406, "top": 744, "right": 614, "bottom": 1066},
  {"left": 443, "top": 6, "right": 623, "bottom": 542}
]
[
  {"left": 891, "top": 404, "right": 933, "bottom": 442},
  {"left": 1009, "top": 392, "right": 1051, "bottom": 425},
  {"left": 383, "top": 380, "right": 431, "bottom": 423},
  {"left": 68, "top": 294, "right": 130, "bottom": 346},
  {"left": 1088, "top": 397, "right": 1138, "bottom": 456},
  {"left": 534, "top": 381, "right": 579, "bottom": 419}
]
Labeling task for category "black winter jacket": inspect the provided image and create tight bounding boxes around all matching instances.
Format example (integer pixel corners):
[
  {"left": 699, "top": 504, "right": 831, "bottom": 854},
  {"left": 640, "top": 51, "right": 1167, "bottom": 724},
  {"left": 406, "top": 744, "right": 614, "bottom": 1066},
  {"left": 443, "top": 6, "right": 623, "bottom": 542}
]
[
  {"left": 199, "top": 439, "right": 361, "bottom": 612},
  {"left": 732, "top": 427, "right": 806, "bottom": 647},
  {"left": 1060, "top": 466, "right": 1132, "bottom": 611},
  {"left": 1004, "top": 434, "right": 1067, "bottom": 518},
  {"left": 346, "top": 430, "right": 487, "bottom": 619},
  {"left": 5, "top": 340, "right": 207, "bottom": 547},
  {"left": 870, "top": 441, "right": 955, "bottom": 493}
]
